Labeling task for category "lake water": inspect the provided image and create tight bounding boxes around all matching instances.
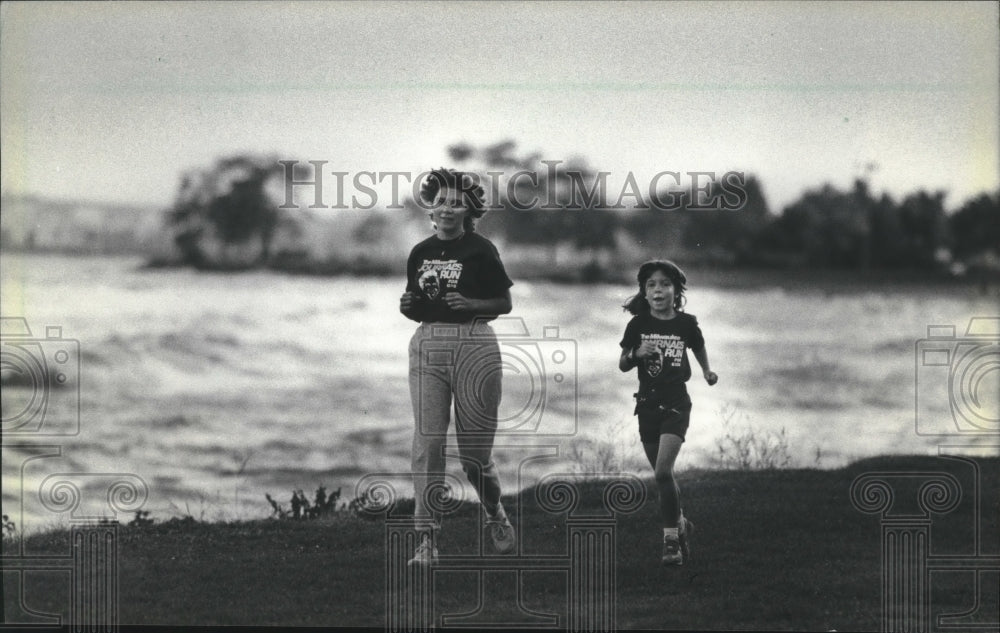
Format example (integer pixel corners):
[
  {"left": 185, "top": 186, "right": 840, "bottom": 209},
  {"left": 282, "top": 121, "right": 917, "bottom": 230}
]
[{"left": 2, "top": 253, "right": 997, "bottom": 531}]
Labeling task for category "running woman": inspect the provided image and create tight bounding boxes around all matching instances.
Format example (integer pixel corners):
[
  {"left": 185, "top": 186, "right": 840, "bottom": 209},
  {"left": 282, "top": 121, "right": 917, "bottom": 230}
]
[
  {"left": 399, "top": 168, "right": 516, "bottom": 566},
  {"left": 619, "top": 260, "right": 718, "bottom": 566}
]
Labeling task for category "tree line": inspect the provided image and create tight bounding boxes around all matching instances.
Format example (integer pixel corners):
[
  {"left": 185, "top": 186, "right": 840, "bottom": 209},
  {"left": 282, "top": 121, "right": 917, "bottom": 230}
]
[{"left": 161, "top": 142, "right": 999, "bottom": 277}]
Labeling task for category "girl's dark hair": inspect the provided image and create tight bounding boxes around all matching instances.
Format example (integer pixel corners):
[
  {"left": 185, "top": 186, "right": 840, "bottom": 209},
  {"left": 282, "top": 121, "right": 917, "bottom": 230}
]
[
  {"left": 420, "top": 167, "right": 487, "bottom": 233},
  {"left": 623, "top": 259, "right": 688, "bottom": 315}
]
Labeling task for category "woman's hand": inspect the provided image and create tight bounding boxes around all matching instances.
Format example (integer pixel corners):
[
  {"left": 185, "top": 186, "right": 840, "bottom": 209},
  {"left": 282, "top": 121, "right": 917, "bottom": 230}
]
[
  {"left": 635, "top": 340, "right": 659, "bottom": 359},
  {"left": 704, "top": 370, "right": 718, "bottom": 386},
  {"left": 400, "top": 291, "right": 419, "bottom": 314},
  {"left": 440, "top": 291, "right": 511, "bottom": 315},
  {"left": 443, "top": 292, "right": 475, "bottom": 312}
]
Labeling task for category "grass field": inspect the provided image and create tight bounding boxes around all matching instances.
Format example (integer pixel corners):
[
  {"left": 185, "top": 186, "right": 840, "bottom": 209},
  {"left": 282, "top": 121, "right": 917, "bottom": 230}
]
[{"left": 4, "top": 455, "right": 997, "bottom": 630}]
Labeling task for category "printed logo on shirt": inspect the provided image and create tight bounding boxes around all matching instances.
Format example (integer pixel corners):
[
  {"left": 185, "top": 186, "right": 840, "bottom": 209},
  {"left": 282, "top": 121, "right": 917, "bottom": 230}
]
[
  {"left": 641, "top": 333, "right": 685, "bottom": 377},
  {"left": 417, "top": 259, "right": 463, "bottom": 300}
]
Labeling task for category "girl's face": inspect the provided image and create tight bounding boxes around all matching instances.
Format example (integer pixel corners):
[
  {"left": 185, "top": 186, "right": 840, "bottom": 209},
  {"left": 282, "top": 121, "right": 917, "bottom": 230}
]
[
  {"left": 430, "top": 186, "right": 469, "bottom": 236},
  {"left": 644, "top": 269, "right": 675, "bottom": 313}
]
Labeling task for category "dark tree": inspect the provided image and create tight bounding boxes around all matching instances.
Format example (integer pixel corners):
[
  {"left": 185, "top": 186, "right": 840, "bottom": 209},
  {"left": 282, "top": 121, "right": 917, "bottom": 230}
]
[
  {"left": 950, "top": 191, "right": 1000, "bottom": 260},
  {"left": 447, "top": 142, "right": 474, "bottom": 163},
  {"left": 167, "top": 154, "right": 287, "bottom": 269},
  {"left": 678, "top": 175, "right": 771, "bottom": 264},
  {"left": 894, "top": 190, "right": 948, "bottom": 268}
]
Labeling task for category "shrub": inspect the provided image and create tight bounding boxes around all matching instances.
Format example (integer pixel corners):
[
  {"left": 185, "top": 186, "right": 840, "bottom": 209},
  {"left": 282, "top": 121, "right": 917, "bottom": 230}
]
[
  {"left": 566, "top": 417, "right": 647, "bottom": 478},
  {"left": 712, "top": 403, "right": 792, "bottom": 470},
  {"left": 266, "top": 486, "right": 342, "bottom": 520}
]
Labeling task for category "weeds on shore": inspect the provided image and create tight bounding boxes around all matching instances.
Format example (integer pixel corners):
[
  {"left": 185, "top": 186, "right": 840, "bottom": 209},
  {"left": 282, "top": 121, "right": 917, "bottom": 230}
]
[
  {"left": 2, "top": 514, "right": 16, "bottom": 541},
  {"left": 264, "top": 484, "right": 417, "bottom": 520},
  {"left": 94, "top": 511, "right": 157, "bottom": 528},
  {"left": 566, "top": 417, "right": 647, "bottom": 478},
  {"left": 558, "top": 404, "right": 796, "bottom": 476},
  {"left": 128, "top": 510, "right": 155, "bottom": 527},
  {"left": 265, "top": 486, "right": 344, "bottom": 520},
  {"left": 712, "top": 403, "right": 792, "bottom": 470}
]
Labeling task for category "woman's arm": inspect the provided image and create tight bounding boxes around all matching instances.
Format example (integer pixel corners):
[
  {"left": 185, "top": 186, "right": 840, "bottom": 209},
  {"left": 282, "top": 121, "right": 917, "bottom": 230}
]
[
  {"left": 444, "top": 289, "right": 512, "bottom": 315},
  {"left": 400, "top": 249, "right": 423, "bottom": 321},
  {"left": 399, "top": 291, "right": 422, "bottom": 321}
]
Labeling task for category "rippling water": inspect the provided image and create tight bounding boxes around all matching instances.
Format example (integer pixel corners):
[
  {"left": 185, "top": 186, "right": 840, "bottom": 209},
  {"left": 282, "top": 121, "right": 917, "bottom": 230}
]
[{"left": 2, "top": 253, "right": 996, "bottom": 531}]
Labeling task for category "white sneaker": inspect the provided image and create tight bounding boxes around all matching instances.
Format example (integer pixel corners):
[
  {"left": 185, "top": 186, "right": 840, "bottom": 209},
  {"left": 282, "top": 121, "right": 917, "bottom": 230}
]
[
  {"left": 485, "top": 502, "right": 516, "bottom": 554},
  {"left": 661, "top": 536, "right": 683, "bottom": 566},
  {"left": 407, "top": 535, "right": 438, "bottom": 567}
]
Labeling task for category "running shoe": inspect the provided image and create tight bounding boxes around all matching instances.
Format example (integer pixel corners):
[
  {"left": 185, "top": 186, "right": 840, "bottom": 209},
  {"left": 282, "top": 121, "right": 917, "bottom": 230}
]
[
  {"left": 662, "top": 536, "right": 683, "bottom": 566},
  {"left": 485, "top": 502, "right": 516, "bottom": 554},
  {"left": 407, "top": 534, "right": 438, "bottom": 567}
]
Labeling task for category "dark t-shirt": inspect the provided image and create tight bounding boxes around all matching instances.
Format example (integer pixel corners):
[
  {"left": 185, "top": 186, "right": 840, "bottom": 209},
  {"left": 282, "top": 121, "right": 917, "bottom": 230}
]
[
  {"left": 620, "top": 311, "right": 705, "bottom": 402},
  {"left": 404, "top": 232, "right": 513, "bottom": 323}
]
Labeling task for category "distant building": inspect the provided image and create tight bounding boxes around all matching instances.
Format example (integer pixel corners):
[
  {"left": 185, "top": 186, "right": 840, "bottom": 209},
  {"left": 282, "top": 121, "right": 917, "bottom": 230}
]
[{"left": 0, "top": 195, "right": 162, "bottom": 255}]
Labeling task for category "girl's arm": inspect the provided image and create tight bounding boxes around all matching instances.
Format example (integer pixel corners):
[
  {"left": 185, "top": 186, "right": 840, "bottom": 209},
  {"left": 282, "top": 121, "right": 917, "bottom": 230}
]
[
  {"left": 620, "top": 340, "right": 656, "bottom": 372},
  {"left": 692, "top": 346, "right": 718, "bottom": 385},
  {"left": 619, "top": 347, "right": 636, "bottom": 372}
]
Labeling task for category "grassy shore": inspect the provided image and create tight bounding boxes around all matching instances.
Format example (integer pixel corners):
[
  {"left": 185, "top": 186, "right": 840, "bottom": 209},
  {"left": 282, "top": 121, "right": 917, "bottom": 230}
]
[{"left": 4, "top": 455, "right": 997, "bottom": 630}]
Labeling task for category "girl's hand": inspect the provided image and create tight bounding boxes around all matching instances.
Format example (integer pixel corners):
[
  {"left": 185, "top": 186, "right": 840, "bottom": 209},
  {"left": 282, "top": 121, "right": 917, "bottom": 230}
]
[
  {"left": 704, "top": 370, "right": 718, "bottom": 386},
  {"left": 635, "top": 341, "right": 658, "bottom": 359},
  {"left": 444, "top": 292, "right": 474, "bottom": 311}
]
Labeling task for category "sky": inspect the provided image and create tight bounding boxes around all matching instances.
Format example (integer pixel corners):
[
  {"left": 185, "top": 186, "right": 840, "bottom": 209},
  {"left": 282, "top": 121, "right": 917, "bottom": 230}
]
[{"left": 1, "top": 1, "right": 997, "bottom": 213}]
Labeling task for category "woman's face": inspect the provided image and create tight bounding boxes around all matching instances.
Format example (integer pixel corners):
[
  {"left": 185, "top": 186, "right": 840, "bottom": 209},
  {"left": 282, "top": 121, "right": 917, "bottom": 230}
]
[{"left": 430, "top": 186, "right": 469, "bottom": 236}]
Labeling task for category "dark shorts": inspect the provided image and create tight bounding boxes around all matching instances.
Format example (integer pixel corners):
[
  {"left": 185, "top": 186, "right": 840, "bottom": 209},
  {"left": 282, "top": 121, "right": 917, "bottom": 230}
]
[{"left": 637, "top": 400, "right": 692, "bottom": 444}]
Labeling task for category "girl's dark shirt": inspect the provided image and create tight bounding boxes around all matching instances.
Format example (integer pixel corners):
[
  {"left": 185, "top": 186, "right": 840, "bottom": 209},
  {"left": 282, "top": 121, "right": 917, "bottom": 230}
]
[
  {"left": 404, "top": 232, "right": 513, "bottom": 323},
  {"left": 620, "top": 311, "right": 705, "bottom": 401}
]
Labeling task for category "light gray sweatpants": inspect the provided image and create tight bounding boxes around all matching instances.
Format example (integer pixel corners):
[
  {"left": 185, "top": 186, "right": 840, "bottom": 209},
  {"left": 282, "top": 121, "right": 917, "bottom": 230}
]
[{"left": 408, "top": 320, "right": 502, "bottom": 531}]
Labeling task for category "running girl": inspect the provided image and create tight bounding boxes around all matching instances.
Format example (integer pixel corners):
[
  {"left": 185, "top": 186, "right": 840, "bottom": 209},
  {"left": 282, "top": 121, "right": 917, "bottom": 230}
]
[{"left": 619, "top": 260, "right": 717, "bottom": 566}]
